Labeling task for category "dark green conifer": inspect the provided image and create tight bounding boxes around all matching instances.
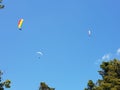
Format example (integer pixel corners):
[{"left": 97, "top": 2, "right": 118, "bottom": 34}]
[{"left": 85, "top": 59, "right": 120, "bottom": 90}]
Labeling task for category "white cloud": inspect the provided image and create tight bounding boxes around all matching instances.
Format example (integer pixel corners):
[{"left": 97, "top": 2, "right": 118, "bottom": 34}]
[
  {"left": 95, "top": 53, "right": 111, "bottom": 65},
  {"left": 95, "top": 48, "right": 120, "bottom": 65},
  {"left": 117, "top": 48, "right": 120, "bottom": 55},
  {"left": 102, "top": 54, "right": 110, "bottom": 60}
]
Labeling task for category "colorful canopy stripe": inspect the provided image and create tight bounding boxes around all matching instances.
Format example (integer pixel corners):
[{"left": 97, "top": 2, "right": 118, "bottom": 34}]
[{"left": 18, "top": 19, "right": 24, "bottom": 30}]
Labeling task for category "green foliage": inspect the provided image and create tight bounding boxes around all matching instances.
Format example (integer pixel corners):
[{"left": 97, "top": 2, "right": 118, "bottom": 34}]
[
  {"left": 0, "top": 70, "right": 11, "bottom": 90},
  {"left": 0, "top": 0, "right": 4, "bottom": 9},
  {"left": 0, "top": 0, "right": 2, "bottom": 3},
  {"left": 4, "top": 80, "right": 11, "bottom": 88},
  {"left": 85, "top": 59, "right": 120, "bottom": 90},
  {"left": 84, "top": 80, "right": 96, "bottom": 90},
  {"left": 39, "top": 82, "right": 55, "bottom": 90},
  {"left": 0, "top": 5, "right": 4, "bottom": 9}
]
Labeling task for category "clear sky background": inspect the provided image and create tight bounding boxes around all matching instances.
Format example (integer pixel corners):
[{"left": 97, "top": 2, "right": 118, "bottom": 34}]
[{"left": 0, "top": 0, "right": 120, "bottom": 90}]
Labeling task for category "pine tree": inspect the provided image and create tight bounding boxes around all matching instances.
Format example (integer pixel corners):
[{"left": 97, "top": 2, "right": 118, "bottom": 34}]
[
  {"left": 85, "top": 59, "right": 120, "bottom": 90},
  {"left": 0, "top": 0, "right": 4, "bottom": 9},
  {"left": 39, "top": 82, "right": 55, "bottom": 90},
  {"left": 0, "top": 70, "right": 11, "bottom": 90}
]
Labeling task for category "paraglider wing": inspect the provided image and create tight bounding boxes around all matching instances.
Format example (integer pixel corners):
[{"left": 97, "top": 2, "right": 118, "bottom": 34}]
[
  {"left": 88, "top": 30, "right": 91, "bottom": 36},
  {"left": 18, "top": 19, "right": 24, "bottom": 30},
  {"left": 36, "top": 51, "right": 43, "bottom": 59},
  {"left": 37, "top": 52, "right": 43, "bottom": 56}
]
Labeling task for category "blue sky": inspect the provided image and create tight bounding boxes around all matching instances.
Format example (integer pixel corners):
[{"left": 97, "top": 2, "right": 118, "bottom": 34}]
[{"left": 0, "top": 0, "right": 120, "bottom": 90}]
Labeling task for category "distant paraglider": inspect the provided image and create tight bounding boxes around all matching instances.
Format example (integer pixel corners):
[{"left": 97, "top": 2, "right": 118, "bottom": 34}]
[
  {"left": 88, "top": 30, "right": 91, "bottom": 36},
  {"left": 37, "top": 52, "right": 43, "bottom": 56},
  {"left": 18, "top": 19, "right": 24, "bottom": 30},
  {"left": 36, "top": 51, "right": 43, "bottom": 59}
]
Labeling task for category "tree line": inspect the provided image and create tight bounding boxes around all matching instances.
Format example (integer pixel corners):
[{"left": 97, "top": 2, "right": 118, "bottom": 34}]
[{"left": 1, "top": 59, "right": 120, "bottom": 90}]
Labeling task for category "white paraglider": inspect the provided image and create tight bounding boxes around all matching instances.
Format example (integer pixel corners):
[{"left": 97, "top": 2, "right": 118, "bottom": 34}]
[
  {"left": 37, "top": 52, "right": 43, "bottom": 55},
  {"left": 88, "top": 30, "right": 91, "bottom": 36},
  {"left": 36, "top": 51, "right": 43, "bottom": 59}
]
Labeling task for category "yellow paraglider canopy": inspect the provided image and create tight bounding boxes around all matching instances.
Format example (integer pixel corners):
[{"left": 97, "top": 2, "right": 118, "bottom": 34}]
[{"left": 18, "top": 19, "right": 24, "bottom": 30}]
